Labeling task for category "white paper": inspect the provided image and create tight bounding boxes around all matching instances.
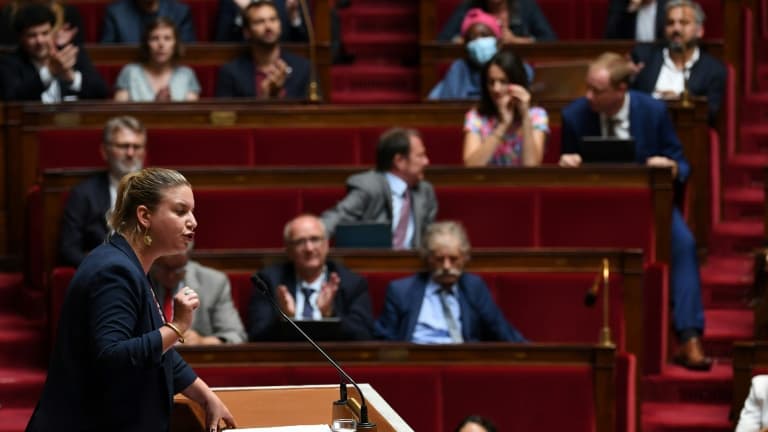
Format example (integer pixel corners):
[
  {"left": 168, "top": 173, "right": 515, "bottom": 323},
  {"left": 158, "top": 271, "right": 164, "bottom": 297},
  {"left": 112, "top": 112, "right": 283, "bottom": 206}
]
[{"left": 233, "top": 425, "right": 331, "bottom": 432}]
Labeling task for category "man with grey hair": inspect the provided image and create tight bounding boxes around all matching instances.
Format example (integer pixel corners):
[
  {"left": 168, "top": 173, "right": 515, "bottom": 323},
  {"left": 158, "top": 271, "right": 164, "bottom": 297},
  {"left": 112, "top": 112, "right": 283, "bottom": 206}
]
[
  {"left": 58, "top": 116, "right": 147, "bottom": 266},
  {"left": 321, "top": 127, "right": 437, "bottom": 249},
  {"left": 247, "top": 214, "right": 374, "bottom": 341},
  {"left": 631, "top": 0, "right": 726, "bottom": 126},
  {"left": 375, "top": 221, "right": 526, "bottom": 343}
]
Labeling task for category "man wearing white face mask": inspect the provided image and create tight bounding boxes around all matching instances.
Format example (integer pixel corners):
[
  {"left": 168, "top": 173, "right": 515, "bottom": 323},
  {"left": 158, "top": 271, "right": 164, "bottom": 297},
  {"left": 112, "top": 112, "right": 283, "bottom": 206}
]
[{"left": 429, "top": 9, "right": 501, "bottom": 100}]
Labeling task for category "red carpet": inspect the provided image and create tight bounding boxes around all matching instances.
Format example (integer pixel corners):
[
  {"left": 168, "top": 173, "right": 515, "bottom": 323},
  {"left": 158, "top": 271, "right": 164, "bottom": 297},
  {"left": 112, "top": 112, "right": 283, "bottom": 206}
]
[{"left": 0, "top": 273, "right": 46, "bottom": 432}]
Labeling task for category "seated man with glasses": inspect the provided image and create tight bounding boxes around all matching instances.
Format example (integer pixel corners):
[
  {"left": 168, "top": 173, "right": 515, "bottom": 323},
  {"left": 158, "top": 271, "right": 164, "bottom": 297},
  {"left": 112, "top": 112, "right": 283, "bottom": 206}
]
[
  {"left": 58, "top": 116, "right": 147, "bottom": 267},
  {"left": 150, "top": 245, "right": 247, "bottom": 345},
  {"left": 247, "top": 214, "right": 374, "bottom": 341}
]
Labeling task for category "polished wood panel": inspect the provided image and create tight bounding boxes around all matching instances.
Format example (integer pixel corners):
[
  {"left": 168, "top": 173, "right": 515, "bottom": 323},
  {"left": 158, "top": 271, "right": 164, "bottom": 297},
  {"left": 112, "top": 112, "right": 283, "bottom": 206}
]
[{"left": 175, "top": 343, "right": 617, "bottom": 432}]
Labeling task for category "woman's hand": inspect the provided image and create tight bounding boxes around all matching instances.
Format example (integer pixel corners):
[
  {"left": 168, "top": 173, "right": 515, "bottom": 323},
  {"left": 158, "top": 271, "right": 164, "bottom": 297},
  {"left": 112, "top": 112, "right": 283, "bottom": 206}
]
[
  {"left": 495, "top": 90, "right": 514, "bottom": 127},
  {"left": 508, "top": 84, "right": 531, "bottom": 113},
  {"left": 204, "top": 391, "right": 236, "bottom": 432},
  {"left": 172, "top": 287, "right": 200, "bottom": 333}
]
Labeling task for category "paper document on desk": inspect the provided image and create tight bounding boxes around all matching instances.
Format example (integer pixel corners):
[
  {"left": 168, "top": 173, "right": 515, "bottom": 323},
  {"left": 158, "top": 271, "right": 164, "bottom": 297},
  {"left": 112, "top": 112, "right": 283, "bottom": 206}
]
[{"left": 234, "top": 425, "right": 331, "bottom": 432}]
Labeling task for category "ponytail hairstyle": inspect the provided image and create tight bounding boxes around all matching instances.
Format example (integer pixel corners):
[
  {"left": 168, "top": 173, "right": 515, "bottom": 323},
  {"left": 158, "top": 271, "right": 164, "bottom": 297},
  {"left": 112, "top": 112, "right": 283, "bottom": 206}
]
[{"left": 108, "top": 168, "right": 190, "bottom": 242}]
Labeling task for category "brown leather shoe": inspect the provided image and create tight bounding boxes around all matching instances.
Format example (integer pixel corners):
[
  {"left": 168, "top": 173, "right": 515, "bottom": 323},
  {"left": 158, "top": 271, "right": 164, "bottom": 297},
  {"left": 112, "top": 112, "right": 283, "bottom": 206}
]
[{"left": 673, "top": 337, "right": 713, "bottom": 371}]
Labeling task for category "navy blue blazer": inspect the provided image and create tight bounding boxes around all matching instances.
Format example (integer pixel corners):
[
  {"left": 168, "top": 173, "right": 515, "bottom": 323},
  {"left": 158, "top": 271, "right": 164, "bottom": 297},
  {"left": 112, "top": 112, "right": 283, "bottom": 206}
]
[
  {"left": 0, "top": 47, "right": 108, "bottom": 101},
  {"left": 58, "top": 172, "right": 111, "bottom": 267},
  {"left": 27, "top": 234, "right": 197, "bottom": 432},
  {"left": 248, "top": 261, "right": 374, "bottom": 341},
  {"left": 214, "top": 50, "right": 310, "bottom": 99},
  {"left": 437, "top": 0, "right": 557, "bottom": 41},
  {"left": 604, "top": 0, "right": 667, "bottom": 40},
  {"left": 213, "top": 0, "right": 308, "bottom": 42},
  {"left": 561, "top": 90, "right": 691, "bottom": 185},
  {"left": 374, "top": 272, "right": 527, "bottom": 343},
  {"left": 101, "top": 0, "right": 196, "bottom": 43},
  {"left": 631, "top": 44, "right": 727, "bottom": 126}
]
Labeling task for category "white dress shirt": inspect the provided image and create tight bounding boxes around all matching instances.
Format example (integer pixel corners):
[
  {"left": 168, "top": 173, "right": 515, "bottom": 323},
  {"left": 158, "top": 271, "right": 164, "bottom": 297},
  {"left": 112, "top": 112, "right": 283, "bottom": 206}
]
[
  {"left": 37, "top": 62, "right": 82, "bottom": 103},
  {"left": 652, "top": 47, "right": 700, "bottom": 98},
  {"left": 600, "top": 92, "right": 631, "bottom": 139}
]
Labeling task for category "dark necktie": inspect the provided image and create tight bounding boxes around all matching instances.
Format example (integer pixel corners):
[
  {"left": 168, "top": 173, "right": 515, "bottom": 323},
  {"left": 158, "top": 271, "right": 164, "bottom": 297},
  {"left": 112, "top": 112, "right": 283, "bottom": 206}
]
[
  {"left": 606, "top": 117, "right": 620, "bottom": 137},
  {"left": 301, "top": 286, "right": 314, "bottom": 319},
  {"left": 392, "top": 190, "right": 411, "bottom": 249}
]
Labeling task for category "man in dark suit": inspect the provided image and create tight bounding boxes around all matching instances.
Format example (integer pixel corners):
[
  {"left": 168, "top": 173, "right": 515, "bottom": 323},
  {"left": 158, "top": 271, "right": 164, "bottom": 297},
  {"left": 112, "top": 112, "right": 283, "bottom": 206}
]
[
  {"left": 101, "top": 0, "right": 196, "bottom": 43},
  {"left": 247, "top": 214, "right": 374, "bottom": 341},
  {"left": 631, "top": 0, "right": 726, "bottom": 126},
  {"left": 605, "top": 0, "right": 667, "bottom": 41},
  {"left": 58, "top": 116, "right": 147, "bottom": 267},
  {"left": 375, "top": 221, "right": 526, "bottom": 343},
  {"left": 0, "top": 4, "right": 108, "bottom": 102},
  {"left": 215, "top": 0, "right": 310, "bottom": 99},
  {"left": 321, "top": 128, "right": 437, "bottom": 249},
  {"left": 559, "top": 52, "right": 711, "bottom": 370}
]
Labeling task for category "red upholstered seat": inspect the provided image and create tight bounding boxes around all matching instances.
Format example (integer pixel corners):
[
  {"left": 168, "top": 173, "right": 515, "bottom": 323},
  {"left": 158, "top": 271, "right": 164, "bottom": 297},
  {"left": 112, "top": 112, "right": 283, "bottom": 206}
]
[
  {"left": 435, "top": 187, "right": 538, "bottom": 247},
  {"left": 71, "top": 2, "right": 108, "bottom": 43},
  {"left": 252, "top": 128, "right": 360, "bottom": 166},
  {"left": 185, "top": 0, "right": 218, "bottom": 41},
  {"left": 37, "top": 129, "right": 104, "bottom": 170},
  {"left": 147, "top": 129, "right": 254, "bottom": 166},
  {"left": 300, "top": 188, "right": 347, "bottom": 215},
  {"left": 195, "top": 366, "right": 290, "bottom": 387},
  {"left": 359, "top": 126, "right": 464, "bottom": 166},
  {"left": 538, "top": 0, "right": 579, "bottom": 39},
  {"left": 493, "top": 273, "right": 626, "bottom": 349},
  {"left": 359, "top": 271, "right": 413, "bottom": 317},
  {"left": 94, "top": 65, "right": 122, "bottom": 91},
  {"left": 226, "top": 271, "right": 254, "bottom": 322},
  {"left": 190, "top": 64, "right": 220, "bottom": 98},
  {"left": 539, "top": 187, "right": 654, "bottom": 256},
  {"left": 192, "top": 189, "right": 301, "bottom": 248},
  {"left": 442, "top": 364, "right": 596, "bottom": 432}
]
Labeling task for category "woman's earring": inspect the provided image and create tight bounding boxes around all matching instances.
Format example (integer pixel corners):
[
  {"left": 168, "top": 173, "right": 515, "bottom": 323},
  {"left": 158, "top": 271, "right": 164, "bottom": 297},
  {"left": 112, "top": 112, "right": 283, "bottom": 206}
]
[{"left": 143, "top": 232, "right": 153, "bottom": 247}]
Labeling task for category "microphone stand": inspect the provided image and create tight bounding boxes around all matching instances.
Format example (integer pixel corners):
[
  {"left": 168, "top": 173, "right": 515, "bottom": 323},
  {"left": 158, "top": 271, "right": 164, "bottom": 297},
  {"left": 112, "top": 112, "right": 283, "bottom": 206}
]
[
  {"left": 598, "top": 258, "right": 614, "bottom": 348},
  {"left": 680, "top": 65, "right": 692, "bottom": 108},
  {"left": 253, "top": 275, "right": 376, "bottom": 430},
  {"left": 297, "top": 0, "right": 320, "bottom": 102}
]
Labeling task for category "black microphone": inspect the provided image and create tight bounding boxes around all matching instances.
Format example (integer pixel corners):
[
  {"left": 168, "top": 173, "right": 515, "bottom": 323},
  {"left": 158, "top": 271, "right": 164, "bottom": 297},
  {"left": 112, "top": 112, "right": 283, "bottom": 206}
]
[
  {"left": 584, "top": 274, "right": 600, "bottom": 307},
  {"left": 584, "top": 259, "right": 609, "bottom": 307},
  {"left": 252, "top": 274, "right": 375, "bottom": 429}
]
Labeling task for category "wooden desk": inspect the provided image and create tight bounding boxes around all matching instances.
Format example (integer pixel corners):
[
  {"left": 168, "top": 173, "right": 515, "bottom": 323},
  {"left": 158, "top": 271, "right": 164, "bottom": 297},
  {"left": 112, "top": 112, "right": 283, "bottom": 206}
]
[{"left": 175, "top": 343, "right": 617, "bottom": 432}]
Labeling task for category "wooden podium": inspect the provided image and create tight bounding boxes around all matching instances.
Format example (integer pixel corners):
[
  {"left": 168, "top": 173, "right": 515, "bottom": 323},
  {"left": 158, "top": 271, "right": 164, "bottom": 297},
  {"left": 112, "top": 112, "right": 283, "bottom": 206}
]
[{"left": 172, "top": 384, "right": 413, "bottom": 432}]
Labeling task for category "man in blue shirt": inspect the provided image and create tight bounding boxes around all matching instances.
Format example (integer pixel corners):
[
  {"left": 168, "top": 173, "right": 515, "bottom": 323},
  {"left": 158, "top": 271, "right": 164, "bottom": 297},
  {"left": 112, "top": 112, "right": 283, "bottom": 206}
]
[{"left": 375, "top": 221, "right": 526, "bottom": 343}]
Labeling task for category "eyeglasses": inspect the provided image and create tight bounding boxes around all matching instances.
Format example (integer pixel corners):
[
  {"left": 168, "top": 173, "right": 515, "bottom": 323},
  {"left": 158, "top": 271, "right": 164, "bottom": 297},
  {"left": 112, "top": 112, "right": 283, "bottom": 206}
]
[
  {"left": 110, "top": 142, "right": 146, "bottom": 151},
  {"left": 288, "top": 236, "right": 325, "bottom": 247}
]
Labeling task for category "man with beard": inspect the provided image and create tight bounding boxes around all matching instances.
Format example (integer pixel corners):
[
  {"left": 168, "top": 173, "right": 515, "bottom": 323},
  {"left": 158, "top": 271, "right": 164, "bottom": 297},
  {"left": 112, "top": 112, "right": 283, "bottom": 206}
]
[
  {"left": 247, "top": 214, "right": 374, "bottom": 341},
  {"left": 58, "top": 116, "right": 147, "bottom": 267},
  {"left": 0, "top": 4, "right": 107, "bottom": 102},
  {"left": 631, "top": 0, "right": 725, "bottom": 126},
  {"left": 559, "top": 52, "right": 712, "bottom": 371},
  {"left": 374, "top": 221, "right": 526, "bottom": 343},
  {"left": 215, "top": 0, "right": 310, "bottom": 99}
]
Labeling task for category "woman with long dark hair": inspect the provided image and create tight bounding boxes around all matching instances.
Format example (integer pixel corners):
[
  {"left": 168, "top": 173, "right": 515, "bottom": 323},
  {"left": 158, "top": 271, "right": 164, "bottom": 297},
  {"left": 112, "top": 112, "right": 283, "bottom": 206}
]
[{"left": 463, "top": 47, "right": 548, "bottom": 166}]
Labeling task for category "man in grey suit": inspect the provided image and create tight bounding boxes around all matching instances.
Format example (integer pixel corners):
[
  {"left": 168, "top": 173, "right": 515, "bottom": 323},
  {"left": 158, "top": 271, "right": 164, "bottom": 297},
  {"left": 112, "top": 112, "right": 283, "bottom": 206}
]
[
  {"left": 321, "top": 127, "right": 438, "bottom": 249},
  {"left": 151, "top": 249, "right": 247, "bottom": 344}
]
